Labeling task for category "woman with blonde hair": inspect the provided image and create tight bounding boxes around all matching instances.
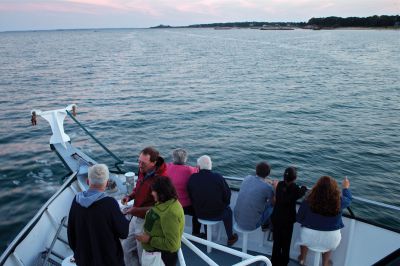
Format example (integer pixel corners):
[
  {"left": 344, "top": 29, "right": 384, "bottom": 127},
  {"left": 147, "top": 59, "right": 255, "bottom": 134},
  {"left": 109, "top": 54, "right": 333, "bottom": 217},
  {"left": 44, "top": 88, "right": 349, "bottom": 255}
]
[{"left": 296, "top": 176, "right": 351, "bottom": 266}]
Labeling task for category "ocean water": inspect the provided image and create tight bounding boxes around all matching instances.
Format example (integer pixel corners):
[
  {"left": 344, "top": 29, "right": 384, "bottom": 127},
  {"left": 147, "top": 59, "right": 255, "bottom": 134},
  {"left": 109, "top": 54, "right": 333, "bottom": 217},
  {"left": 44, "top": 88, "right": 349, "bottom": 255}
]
[{"left": 0, "top": 28, "right": 399, "bottom": 253}]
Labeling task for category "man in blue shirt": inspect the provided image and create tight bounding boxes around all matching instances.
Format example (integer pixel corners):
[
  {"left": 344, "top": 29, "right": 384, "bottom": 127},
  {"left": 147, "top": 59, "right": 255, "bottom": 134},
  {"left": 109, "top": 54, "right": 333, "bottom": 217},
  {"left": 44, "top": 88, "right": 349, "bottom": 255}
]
[{"left": 234, "top": 162, "right": 275, "bottom": 231}]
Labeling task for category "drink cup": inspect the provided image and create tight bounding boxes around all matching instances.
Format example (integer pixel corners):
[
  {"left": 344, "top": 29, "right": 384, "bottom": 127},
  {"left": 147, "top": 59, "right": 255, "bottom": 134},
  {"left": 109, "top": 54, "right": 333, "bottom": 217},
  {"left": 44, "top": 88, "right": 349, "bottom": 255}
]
[{"left": 125, "top": 172, "right": 135, "bottom": 192}]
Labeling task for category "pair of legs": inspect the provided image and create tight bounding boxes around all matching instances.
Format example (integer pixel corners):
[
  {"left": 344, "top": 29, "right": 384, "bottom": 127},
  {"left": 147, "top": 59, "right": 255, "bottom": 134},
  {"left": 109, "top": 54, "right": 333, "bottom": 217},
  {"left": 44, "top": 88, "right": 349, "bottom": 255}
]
[
  {"left": 161, "top": 250, "right": 178, "bottom": 266},
  {"left": 122, "top": 216, "right": 145, "bottom": 266},
  {"left": 299, "top": 245, "right": 332, "bottom": 266},
  {"left": 298, "top": 227, "right": 341, "bottom": 266},
  {"left": 271, "top": 223, "right": 293, "bottom": 266},
  {"left": 257, "top": 204, "right": 274, "bottom": 229},
  {"left": 183, "top": 205, "right": 202, "bottom": 235},
  {"left": 207, "top": 206, "right": 238, "bottom": 245}
]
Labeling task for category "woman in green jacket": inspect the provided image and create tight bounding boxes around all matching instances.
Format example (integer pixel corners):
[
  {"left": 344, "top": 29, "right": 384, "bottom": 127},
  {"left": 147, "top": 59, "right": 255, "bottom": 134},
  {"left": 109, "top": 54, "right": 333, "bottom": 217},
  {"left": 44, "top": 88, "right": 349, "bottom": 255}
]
[{"left": 136, "top": 176, "right": 185, "bottom": 266}]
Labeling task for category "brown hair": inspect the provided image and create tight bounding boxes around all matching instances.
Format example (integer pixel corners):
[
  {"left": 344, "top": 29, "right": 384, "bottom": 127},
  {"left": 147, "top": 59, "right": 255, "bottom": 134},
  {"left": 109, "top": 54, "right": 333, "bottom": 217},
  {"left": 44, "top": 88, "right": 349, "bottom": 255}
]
[
  {"left": 140, "top": 147, "right": 159, "bottom": 163},
  {"left": 306, "top": 176, "right": 340, "bottom": 216},
  {"left": 256, "top": 162, "right": 271, "bottom": 178},
  {"left": 151, "top": 176, "right": 178, "bottom": 203}
]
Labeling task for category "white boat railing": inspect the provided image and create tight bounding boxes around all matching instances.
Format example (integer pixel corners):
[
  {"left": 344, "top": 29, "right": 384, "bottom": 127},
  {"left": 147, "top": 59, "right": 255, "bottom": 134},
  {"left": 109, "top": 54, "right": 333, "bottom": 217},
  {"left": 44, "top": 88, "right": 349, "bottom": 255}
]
[
  {"left": 352, "top": 196, "right": 400, "bottom": 212},
  {"left": 181, "top": 233, "right": 272, "bottom": 266},
  {"left": 0, "top": 172, "right": 77, "bottom": 266},
  {"left": 225, "top": 176, "right": 400, "bottom": 213}
]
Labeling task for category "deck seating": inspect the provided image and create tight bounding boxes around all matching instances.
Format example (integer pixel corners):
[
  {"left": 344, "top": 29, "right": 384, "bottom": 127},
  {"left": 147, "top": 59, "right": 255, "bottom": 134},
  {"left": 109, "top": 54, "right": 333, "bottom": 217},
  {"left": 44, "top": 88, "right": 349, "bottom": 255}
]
[
  {"left": 233, "top": 223, "right": 258, "bottom": 254},
  {"left": 197, "top": 219, "right": 222, "bottom": 253},
  {"left": 308, "top": 246, "right": 330, "bottom": 266}
]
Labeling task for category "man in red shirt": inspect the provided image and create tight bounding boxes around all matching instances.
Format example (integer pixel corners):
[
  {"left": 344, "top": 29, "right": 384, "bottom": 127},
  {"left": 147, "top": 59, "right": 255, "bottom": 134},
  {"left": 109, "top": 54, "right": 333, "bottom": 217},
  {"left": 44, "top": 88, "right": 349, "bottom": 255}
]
[{"left": 121, "top": 147, "right": 167, "bottom": 265}]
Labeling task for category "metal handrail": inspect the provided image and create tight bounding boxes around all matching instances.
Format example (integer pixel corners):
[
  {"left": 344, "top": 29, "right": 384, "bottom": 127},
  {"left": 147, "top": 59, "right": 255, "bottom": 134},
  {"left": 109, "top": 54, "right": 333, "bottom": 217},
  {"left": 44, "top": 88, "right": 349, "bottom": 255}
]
[
  {"left": 232, "top": 256, "right": 272, "bottom": 266},
  {"left": 66, "top": 111, "right": 124, "bottom": 173},
  {"left": 0, "top": 173, "right": 77, "bottom": 265},
  {"left": 352, "top": 196, "right": 400, "bottom": 212},
  {"left": 224, "top": 176, "right": 400, "bottom": 212},
  {"left": 182, "top": 233, "right": 272, "bottom": 266}
]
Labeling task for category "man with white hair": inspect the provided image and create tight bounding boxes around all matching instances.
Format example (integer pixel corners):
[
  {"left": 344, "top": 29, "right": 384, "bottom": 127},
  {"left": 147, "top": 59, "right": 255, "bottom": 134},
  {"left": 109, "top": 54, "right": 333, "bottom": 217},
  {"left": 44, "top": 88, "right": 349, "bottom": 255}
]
[
  {"left": 67, "top": 164, "right": 129, "bottom": 266},
  {"left": 187, "top": 155, "right": 238, "bottom": 246}
]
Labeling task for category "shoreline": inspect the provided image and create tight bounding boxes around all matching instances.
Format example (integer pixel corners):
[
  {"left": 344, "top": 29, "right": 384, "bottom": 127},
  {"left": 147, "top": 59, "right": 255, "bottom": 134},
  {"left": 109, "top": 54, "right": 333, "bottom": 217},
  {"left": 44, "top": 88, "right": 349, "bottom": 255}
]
[{"left": 316, "top": 26, "right": 400, "bottom": 30}]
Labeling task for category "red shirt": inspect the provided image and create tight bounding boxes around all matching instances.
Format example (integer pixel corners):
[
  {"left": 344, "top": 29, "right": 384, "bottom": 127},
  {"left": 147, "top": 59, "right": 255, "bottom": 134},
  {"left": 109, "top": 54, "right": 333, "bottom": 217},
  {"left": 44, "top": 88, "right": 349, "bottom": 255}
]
[{"left": 129, "top": 161, "right": 167, "bottom": 218}]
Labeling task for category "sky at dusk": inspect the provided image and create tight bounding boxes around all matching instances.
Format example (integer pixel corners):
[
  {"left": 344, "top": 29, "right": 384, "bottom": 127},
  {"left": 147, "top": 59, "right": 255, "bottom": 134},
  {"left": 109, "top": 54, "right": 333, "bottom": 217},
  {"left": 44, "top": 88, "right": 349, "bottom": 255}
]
[{"left": 0, "top": 0, "right": 399, "bottom": 31}]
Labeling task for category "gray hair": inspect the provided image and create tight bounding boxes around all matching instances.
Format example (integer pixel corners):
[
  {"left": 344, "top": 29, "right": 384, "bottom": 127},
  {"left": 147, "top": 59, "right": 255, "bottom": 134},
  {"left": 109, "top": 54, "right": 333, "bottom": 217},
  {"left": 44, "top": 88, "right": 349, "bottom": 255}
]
[
  {"left": 172, "top": 148, "right": 188, "bottom": 165},
  {"left": 88, "top": 164, "right": 109, "bottom": 186},
  {"left": 197, "top": 155, "right": 212, "bottom": 170}
]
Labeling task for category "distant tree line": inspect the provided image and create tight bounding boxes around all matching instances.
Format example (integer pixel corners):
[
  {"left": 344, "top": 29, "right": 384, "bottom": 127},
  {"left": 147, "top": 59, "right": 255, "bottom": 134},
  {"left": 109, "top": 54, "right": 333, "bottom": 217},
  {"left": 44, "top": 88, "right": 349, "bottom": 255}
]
[
  {"left": 308, "top": 15, "right": 400, "bottom": 27},
  {"left": 151, "top": 15, "right": 399, "bottom": 29},
  {"left": 187, "top": 21, "right": 306, "bottom": 28}
]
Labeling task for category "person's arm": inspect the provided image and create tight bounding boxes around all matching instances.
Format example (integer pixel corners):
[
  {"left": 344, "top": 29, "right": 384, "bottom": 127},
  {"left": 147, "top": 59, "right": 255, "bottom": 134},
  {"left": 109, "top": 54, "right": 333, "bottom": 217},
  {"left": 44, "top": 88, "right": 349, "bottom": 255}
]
[
  {"left": 121, "top": 175, "right": 140, "bottom": 205},
  {"left": 67, "top": 199, "right": 76, "bottom": 253},
  {"left": 125, "top": 206, "right": 152, "bottom": 217},
  {"left": 272, "top": 179, "right": 279, "bottom": 191},
  {"left": 341, "top": 189, "right": 352, "bottom": 209},
  {"left": 121, "top": 193, "right": 135, "bottom": 205},
  {"left": 295, "top": 185, "right": 307, "bottom": 200},
  {"left": 110, "top": 199, "right": 130, "bottom": 239},
  {"left": 222, "top": 177, "right": 231, "bottom": 205},
  {"left": 149, "top": 209, "right": 183, "bottom": 251},
  {"left": 296, "top": 200, "right": 307, "bottom": 224},
  {"left": 268, "top": 185, "right": 276, "bottom": 206},
  {"left": 187, "top": 175, "right": 194, "bottom": 202},
  {"left": 190, "top": 166, "right": 199, "bottom": 174},
  {"left": 341, "top": 177, "right": 352, "bottom": 209}
]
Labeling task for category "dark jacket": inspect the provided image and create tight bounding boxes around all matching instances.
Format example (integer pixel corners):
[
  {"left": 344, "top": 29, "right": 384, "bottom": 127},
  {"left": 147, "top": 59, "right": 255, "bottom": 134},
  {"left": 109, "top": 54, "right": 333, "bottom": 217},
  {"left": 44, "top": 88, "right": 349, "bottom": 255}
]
[
  {"left": 187, "top": 169, "right": 231, "bottom": 219},
  {"left": 129, "top": 156, "right": 168, "bottom": 218},
  {"left": 67, "top": 193, "right": 129, "bottom": 266},
  {"left": 297, "top": 188, "right": 352, "bottom": 231},
  {"left": 271, "top": 181, "right": 307, "bottom": 226}
]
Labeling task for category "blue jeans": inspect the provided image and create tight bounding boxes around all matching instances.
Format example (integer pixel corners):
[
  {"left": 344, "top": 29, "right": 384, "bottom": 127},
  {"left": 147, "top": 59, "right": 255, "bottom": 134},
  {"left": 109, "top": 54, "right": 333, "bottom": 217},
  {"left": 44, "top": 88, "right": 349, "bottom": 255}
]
[{"left": 256, "top": 204, "right": 274, "bottom": 228}]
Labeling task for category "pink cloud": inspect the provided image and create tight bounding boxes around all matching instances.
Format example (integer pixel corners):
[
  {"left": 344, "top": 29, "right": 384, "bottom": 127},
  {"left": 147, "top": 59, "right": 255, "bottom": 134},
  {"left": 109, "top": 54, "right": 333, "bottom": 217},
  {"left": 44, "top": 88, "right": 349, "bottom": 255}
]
[
  {"left": 65, "top": 0, "right": 163, "bottom": 15},
  {"left": 0, "top": 2, "right": 95, "bottom": 14},
  {"left": 0, "top": 0, "right": 399, "bottom": 30},
  {"left": 0, "top": 0, "right": 161, "bottom": 16},
  {"left": 65, "top": 0, "right": 126, "bottom": 10}
]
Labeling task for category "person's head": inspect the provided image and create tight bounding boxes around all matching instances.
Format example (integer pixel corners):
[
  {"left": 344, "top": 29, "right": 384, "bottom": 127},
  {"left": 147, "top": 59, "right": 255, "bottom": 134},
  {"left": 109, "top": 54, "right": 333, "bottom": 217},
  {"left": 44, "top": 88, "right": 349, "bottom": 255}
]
[
  {"left": 197, "top": 155, "right": 212, "bottom": 170},
  {"left": 307, "top": 176, "right": 340, "bottom": 216},
  {"left": 139, "top": 147, "right": 159, "bottom": 174},
  {"left": 256, "top": 162, "right": 271, "bottom": 178},
  {"left": 172, "top": 148, "right": 188, "bottom": 165},
  {"left": 88, "top": 164, "right": 109, "bottom": 190},
  {"left": 284, "top": 167, "right": 297, "bottom": 183},
  {"left": 151, "top": 176, "right": 178, "bottom": 203}
]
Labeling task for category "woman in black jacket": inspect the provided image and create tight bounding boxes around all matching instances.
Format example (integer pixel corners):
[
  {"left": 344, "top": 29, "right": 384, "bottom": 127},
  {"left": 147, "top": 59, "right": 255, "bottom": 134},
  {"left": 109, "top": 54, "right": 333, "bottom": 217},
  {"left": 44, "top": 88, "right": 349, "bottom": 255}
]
[{"left": 271, "top": 167, "right": 307, "bottom": 266}]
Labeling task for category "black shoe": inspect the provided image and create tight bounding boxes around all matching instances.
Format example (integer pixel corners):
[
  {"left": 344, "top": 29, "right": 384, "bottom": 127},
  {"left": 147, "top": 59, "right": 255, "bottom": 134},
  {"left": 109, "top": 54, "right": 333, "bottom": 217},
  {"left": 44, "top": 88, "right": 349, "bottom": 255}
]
[
  {"left": 227, "top": 233, "right": 238, "bottom": 246},
  {"left": 261, "top": 222, "right": 270, "bottom": 232}
]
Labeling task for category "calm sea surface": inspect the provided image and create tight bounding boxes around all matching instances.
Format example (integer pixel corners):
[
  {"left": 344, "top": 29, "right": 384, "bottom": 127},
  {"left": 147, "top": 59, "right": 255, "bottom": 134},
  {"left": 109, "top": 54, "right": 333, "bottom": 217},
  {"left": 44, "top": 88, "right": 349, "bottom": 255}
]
[{"left": 0, "top": 28, "right": 399, "bottom": 253}]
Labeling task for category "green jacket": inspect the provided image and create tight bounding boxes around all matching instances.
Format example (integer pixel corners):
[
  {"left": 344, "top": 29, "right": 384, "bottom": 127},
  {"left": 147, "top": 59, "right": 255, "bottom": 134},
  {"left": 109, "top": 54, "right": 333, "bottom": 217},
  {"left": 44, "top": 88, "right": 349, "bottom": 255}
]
[{"left": 142, "top": 199, "right": 184, "bottom": 253}]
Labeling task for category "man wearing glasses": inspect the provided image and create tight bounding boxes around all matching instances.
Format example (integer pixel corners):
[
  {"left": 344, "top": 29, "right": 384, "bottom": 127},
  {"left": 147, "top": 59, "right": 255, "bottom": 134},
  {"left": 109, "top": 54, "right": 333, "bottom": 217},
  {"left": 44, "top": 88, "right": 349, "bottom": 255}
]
[{"left": 121, "top": 147, "right": 167, "bottom": 266}]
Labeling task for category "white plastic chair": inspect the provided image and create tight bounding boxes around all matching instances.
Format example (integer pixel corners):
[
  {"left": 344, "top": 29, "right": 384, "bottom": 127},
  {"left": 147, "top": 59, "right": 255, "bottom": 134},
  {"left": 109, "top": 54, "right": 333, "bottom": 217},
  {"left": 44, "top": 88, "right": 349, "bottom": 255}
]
[{"left": 198, "top": 219, "right": 221, "bottom": 253}]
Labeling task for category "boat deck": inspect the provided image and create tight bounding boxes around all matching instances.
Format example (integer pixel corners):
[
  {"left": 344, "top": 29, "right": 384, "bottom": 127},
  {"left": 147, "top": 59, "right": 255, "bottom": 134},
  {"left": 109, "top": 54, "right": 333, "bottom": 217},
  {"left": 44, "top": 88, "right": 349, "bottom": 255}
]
[{"left": 181, "top": 241, "right": 301, "bottom": 266}]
